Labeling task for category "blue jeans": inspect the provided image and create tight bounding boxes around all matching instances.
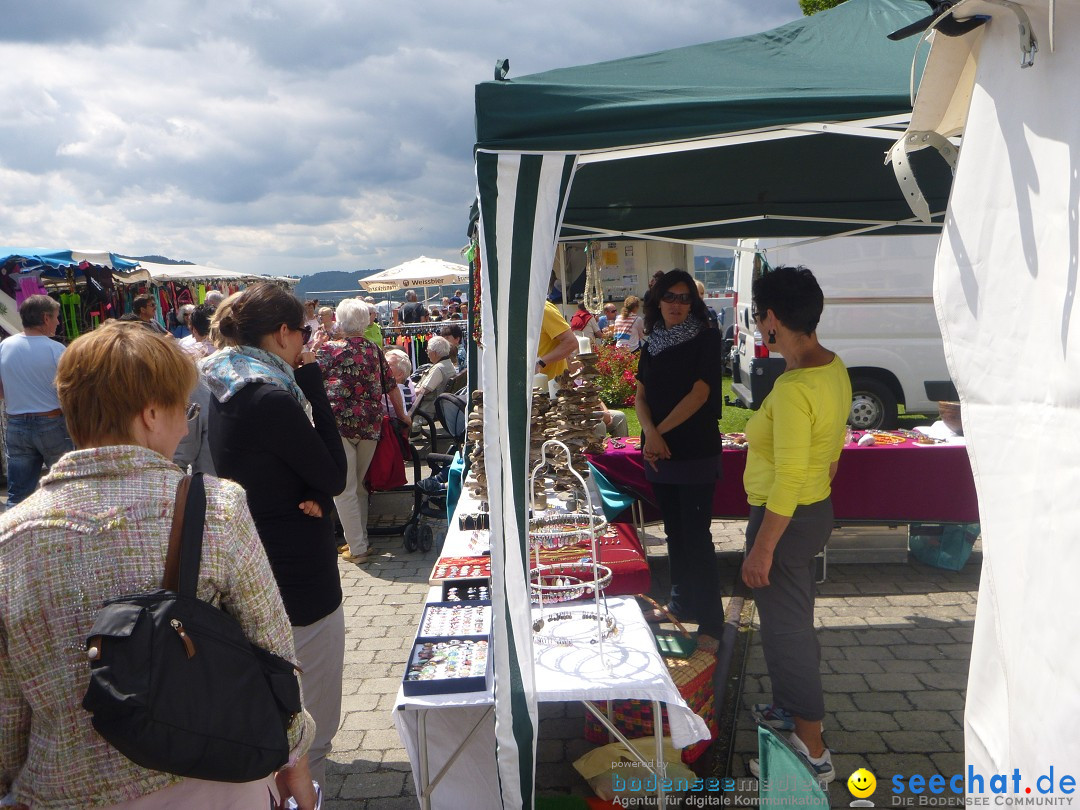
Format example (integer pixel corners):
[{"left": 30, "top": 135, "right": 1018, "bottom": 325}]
[{"left": 5, "top": 414, "right": 73, "bottom": 506}]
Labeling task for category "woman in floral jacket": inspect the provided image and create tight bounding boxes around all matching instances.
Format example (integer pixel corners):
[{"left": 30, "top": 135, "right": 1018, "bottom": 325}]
[{"left": 316, "top": 299, "right": 410, "bottom": 564}]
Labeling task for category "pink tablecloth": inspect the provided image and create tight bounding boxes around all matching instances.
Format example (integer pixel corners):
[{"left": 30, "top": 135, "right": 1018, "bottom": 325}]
[{"left": 586, "top": 434, "right": 979, "bottom": 524}]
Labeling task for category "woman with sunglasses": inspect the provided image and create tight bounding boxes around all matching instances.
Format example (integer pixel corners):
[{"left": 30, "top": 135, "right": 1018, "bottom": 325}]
[
  {"left": 635, "top": 269, "right": 725, "bottom": 653},
  {"left": 742, "top": 266, "right": 850, "bottom": 784},
  {"left": 202, "top": 282, "right": 347, "bottom": 788}
]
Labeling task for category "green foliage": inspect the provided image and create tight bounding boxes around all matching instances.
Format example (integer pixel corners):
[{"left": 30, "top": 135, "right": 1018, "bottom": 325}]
[
  {"left": 592, "top": 344, "right": 638, "bottom": 407},
  {"left": 800, "top": 0, "right": 847, "bottom": 15}
]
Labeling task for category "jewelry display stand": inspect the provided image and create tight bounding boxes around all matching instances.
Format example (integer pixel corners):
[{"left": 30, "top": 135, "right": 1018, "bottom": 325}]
[{"left": 528, "top": 440, "right": 616, "bottom": 665}]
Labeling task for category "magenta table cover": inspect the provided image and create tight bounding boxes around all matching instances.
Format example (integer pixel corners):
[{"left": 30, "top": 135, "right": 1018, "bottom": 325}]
[{"left": 587, "top": 435, "right": 979, "bottom": 524}]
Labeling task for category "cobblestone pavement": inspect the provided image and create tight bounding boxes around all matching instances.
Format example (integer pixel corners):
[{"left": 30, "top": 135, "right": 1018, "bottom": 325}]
[{"left": 321, "top": 504, "right": 980, "bottom": 808}]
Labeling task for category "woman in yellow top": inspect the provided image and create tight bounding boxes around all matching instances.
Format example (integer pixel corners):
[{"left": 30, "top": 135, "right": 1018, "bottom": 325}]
[{"left": 741, "top": 266, "right": 851, "bottom": 785}]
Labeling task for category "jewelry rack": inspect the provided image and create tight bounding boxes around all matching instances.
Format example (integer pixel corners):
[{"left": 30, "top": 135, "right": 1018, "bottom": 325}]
[{"left": 528, "top": 439, "right": 616, "bottom": 665}]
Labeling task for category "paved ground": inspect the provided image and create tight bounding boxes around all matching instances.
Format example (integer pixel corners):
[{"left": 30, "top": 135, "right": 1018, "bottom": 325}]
[
  {"left": 320, "top": 495, "right": 981, "bottom": 809},
  {"left": 2, "top": 477, "right": 977, "bottom": 808}
]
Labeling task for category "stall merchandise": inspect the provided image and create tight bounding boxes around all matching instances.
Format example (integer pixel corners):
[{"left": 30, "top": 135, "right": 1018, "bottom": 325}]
[
  {"left": 394, "top": 480, "right": 710, "bottom": 810},
  {"left": 588, "top": 432, "right": 979, "bottom": 525}
]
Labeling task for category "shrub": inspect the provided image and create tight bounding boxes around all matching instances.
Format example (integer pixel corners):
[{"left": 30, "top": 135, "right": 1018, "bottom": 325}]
[{"left": 593, "top": 344, "right": 638, "bottom": 407}]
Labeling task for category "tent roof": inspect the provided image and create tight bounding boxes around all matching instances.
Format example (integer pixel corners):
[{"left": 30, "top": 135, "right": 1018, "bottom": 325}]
[{"left": 474, "top": 0, "right": 954, "bottom": 241}]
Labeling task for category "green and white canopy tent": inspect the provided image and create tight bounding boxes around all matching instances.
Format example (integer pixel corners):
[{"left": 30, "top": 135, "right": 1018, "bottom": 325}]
[{"left": 471, "top": 1, "right": 953, "bottom": 805}]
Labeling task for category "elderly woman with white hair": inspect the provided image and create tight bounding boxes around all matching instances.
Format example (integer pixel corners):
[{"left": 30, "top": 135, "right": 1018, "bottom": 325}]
[
  {"left": 316, "top": 299, "right": 410, "bottom": 564},
  {"left": 383, "top": 348, "right": 415, "bottom": 414},
  {"left": 412, "top": 334, "right": 457, "bottom": 416}
]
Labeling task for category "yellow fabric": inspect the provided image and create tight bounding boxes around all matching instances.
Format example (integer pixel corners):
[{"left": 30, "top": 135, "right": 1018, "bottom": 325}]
[
  {"left": 538, "top": 301, "right": 571, "bottom": 379},
  {"left": 743, "top": 355, "right": 851, "bottom": 517}
]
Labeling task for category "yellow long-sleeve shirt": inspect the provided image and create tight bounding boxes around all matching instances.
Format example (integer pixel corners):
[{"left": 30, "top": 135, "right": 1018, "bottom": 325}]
[{"left": 743, "top": 355, "right": 852, "bottom": 517}]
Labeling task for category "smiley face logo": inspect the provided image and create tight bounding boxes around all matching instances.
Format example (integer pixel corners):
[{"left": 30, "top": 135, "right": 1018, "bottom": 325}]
[{"left": 847, "top": 768, "right": 876, "bottom": 798}]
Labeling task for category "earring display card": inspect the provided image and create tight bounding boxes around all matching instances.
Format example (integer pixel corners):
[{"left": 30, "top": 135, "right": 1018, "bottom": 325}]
[
  {"left": 458, "top": 512, "right": 490, "bottom": 531},
  {"left": 442, "top": 578, "right": 491, "bottom": 602},
  {"left": 429, "top": 556, "right": 492, "bottom": 583},
  {"left": 418, "top": 602, "right": 492, "bottom": 637},
  {"left": 402, "top": 637, "right": 491, "bottom": 696}
]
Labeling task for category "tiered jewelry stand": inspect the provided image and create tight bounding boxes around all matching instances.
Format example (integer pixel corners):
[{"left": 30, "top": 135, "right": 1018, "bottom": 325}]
[{"left": 528, "top": 440, "right": 616, "bottom": 665}]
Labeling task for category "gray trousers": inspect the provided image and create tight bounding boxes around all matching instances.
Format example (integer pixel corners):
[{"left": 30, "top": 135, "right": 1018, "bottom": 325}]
[
  {"left": 746, "top": 498, "right": 833, "bottom": 722},
  {"left": 292, "top": 604, "right": 346, "bottom": 786}
]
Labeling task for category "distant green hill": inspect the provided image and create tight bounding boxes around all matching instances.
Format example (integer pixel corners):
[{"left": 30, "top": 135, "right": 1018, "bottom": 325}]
[{"left": 294, "top": 269, "right": 383, "bottom": 299}]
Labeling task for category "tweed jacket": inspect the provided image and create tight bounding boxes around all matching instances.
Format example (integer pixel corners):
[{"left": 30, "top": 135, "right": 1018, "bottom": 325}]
[{"left": 0, "top": 446, "right": 312, "bottom": 809}]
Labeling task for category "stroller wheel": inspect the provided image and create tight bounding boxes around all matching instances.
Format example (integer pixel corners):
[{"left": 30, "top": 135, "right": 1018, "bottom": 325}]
[
  {"left": 403, "top": 523, "right": 419, "bottom": 552},
  {"left": 419, "top": 524, "right": 434, "bottom": 553}
]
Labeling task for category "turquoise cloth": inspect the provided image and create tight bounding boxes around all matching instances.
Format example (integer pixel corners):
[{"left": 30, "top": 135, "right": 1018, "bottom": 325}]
[
  {"left": 587, "top": 463, "right": 636, "bottom": 521},
  {"left": 447, "top": 452, "right": 465, "bottom": 521},
  {"left": 757, "top": 726, "right": 829, "bottom": 808}
]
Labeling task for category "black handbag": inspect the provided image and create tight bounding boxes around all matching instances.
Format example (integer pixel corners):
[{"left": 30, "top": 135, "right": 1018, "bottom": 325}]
[{"left": 82, "top": 474, "right": 303, "bottom": 783}]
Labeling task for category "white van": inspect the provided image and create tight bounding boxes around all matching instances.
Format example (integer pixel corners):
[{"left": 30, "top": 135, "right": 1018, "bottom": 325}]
[{"left": 729, "top": 235, "right": 956, "bottom": 429}]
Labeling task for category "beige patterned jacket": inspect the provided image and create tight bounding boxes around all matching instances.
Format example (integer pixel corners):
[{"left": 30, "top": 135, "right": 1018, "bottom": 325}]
[{"left": 0, "top": 446, "right": 312, "bottom": 809}]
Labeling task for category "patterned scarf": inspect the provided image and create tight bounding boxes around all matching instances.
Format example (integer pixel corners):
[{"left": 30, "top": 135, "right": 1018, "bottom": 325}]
[
  {"left": 200, "top": 345, "right": 310, "bottom": 417},
  {"left": 645, "top": 315, "right": 704, "bottom": 356}
]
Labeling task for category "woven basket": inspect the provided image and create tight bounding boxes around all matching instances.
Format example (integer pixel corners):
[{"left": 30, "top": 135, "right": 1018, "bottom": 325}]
[{"left": 583, "top": 597, "right": 717, "bottom": 763}]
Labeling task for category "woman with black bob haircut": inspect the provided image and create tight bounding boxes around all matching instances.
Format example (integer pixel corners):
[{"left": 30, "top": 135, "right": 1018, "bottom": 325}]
[
  {"left": 635, "top": 268, "right": 725, "bottom": 652},
  {"left": 202, "top": 282, "right": 347, "bottom": 787},
  {"left": 742, "top": 265, "right": 851, "bottom": 784}
]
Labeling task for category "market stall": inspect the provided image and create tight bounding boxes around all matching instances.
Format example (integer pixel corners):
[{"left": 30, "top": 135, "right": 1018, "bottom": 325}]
[
  {"left": 470, "top": 2, "right": 958, "bottom": 803},
  {"left": 587, "top": 432, "right": 979, "bottom": 525},
  {"left": 0, "top": 249, "right": 297, "bottom": 340},
  {"left": 393, "top": 459, "right": 709, "bottom": 810}
]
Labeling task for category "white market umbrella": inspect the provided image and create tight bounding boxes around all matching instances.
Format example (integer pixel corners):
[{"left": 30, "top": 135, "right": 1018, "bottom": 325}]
[{"left": 360, "top": 256, "right": 467, "bottom": 293}]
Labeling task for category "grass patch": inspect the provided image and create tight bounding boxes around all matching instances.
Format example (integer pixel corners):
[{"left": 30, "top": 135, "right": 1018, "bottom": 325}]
[{"left": 618, "top": 377, "right": 751, "bottom": 437}]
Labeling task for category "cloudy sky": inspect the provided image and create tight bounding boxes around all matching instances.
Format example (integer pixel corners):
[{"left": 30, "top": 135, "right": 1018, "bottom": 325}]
[{"left": 1, "top": 1, "right": 799, "bottom": 276}]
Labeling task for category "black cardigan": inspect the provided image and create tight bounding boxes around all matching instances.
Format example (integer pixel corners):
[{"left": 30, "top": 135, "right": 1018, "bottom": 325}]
[
  {"left": 636, "top": 327, "right": 724, "bottom": 461},
  {"left": 208, "top": 363, "right": 348, "bottom": 626}
]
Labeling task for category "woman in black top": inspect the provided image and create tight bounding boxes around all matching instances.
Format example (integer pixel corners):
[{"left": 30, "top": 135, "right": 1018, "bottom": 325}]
[
  {"left": 202, "top": 283, "right": 347, "bottom": 786},
  {"left": 635, "top": 269, "right": 725, "bottom": 651}
]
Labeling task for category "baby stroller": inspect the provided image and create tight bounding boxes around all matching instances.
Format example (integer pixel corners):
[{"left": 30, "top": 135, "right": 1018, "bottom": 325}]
[{"left": 404, "top": 391, "right": 467, "bottom": 553}]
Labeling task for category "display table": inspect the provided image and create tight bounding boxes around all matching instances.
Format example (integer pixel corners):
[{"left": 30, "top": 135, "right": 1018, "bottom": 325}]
[
  {"left": 393, "top": 485, "right": 710, "bottom": 809},
  {"left": 587, "top": 434, "right": 979, "bottom": 524}
]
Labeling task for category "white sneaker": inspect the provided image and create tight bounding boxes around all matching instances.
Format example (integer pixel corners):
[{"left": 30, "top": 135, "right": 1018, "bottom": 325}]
[{"left": 748, "top": 732, "right": 835, "bottom": 785}]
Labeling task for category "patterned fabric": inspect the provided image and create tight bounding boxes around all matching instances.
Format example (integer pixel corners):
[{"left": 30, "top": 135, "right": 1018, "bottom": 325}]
[
  {"left": 316, "top": 336, "right": 393, "bottom": 441},
  {"left": 0, "top": 446, "right": 312, "bottom": 809},
  {"left": 200, "top": 345, "right": 309, "bottom": 413},
  {"left": 644, "top": 315, "right": 704, "bottom": 356}
]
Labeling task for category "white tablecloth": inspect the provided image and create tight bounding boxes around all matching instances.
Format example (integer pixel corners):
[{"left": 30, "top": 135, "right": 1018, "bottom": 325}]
[{"left": 394, "top": 483, "right": 711, "bottom": 807}]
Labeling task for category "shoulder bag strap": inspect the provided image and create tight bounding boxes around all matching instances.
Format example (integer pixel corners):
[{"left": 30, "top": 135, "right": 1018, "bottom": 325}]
[
  {"left": 177, "top": 473, "right": 207, "bottom": 598},
  {"left": 163, "top": 475, "right": 192, "bottom": 592},
  {"left": 162, "top": 473, "right": 207, "bottom": 597}
]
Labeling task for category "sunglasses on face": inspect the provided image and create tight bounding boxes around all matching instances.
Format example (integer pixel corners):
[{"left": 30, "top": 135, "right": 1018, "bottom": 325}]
[
  {"left": 186, "top": 402, "right": 201, "bottom": 421},
  {"left": 752, "top": 309, "right": 765, "bottom": 322},
  {"left": 660, "top": 291, "right": 693, "bottom": 304}
]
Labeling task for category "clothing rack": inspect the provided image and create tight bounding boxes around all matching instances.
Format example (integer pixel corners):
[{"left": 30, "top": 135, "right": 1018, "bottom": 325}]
[{"left": 381, "top": 323, "right": 467, "bottom": 370}]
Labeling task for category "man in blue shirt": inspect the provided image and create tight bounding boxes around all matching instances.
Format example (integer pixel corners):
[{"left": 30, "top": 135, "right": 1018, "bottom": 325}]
[{"left": 0, "top": 296, "right": 74, "bottom": 506}]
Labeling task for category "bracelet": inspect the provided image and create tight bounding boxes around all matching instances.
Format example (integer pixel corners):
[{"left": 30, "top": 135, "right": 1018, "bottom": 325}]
[{"left": 532, "top": 610, "right": 619, "bottom": 646}]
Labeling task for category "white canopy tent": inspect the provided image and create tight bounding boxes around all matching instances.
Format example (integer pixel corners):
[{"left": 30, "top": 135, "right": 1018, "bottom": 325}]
[{"left": 891, "top": 0, "right": 1080, "bottom": 784}]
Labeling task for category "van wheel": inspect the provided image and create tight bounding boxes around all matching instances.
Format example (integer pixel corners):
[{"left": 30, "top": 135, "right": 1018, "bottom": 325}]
[{"left": 849, "top": 378, "right": 898, "bottom": 430}]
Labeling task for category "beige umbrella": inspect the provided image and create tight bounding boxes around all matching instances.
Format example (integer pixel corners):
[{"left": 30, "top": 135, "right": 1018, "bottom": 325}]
[{"left": 359, "top": 256, "right": 468, "bottom": 293}]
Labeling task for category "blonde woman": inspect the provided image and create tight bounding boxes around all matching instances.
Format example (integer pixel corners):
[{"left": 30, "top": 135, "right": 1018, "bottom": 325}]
[
  {"left": 613, "top": 295, "right": 645, "bottom": 350},
  {"left": 0, "top": 321, "right": 316, "bottom": 809}
]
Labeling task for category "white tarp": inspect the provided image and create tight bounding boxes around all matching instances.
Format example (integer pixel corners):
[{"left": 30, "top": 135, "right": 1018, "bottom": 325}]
[
  {"left": 930, "top": 0, "right": 1080, "bottom": 778},
  {"left": 135, "top": 260, "right": 298, "bottom": 285}
]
